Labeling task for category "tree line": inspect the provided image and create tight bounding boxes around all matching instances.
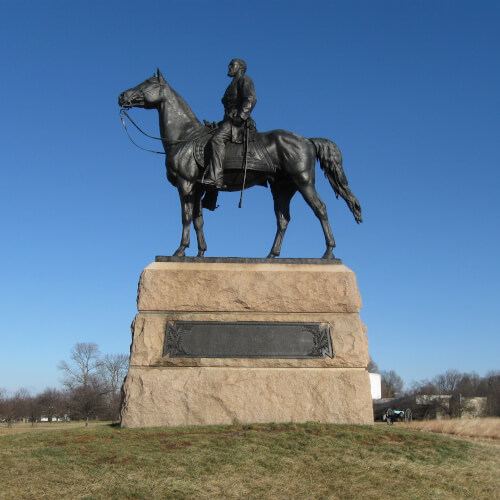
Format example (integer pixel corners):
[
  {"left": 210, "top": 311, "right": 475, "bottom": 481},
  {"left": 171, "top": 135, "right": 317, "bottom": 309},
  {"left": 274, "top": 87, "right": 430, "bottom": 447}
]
[
  {"left": 370, "top": 359, "right": 500, "bottom": 416},
  {"left": 0, "top": 343, "right": 128, "bottom": 426}
]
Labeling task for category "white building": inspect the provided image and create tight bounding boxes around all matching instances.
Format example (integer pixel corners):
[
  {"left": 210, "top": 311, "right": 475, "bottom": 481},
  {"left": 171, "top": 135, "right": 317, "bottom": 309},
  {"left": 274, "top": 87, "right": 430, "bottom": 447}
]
[{"left": 369, "top": 373, "right": 381, "bottom": 399}]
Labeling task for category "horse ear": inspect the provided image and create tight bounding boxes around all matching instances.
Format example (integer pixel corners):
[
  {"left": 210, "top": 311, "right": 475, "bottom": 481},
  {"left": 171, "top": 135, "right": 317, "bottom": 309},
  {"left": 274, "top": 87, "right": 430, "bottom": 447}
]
[{"left": 157, "top": 68, "right": 165, "bottom": 82}]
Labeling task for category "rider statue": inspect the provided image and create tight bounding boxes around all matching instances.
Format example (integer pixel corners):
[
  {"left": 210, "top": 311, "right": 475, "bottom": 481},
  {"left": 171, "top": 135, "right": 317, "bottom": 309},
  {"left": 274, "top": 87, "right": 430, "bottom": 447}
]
[{"left": 202, "top": 59, "right": 257, "bottom": 189}]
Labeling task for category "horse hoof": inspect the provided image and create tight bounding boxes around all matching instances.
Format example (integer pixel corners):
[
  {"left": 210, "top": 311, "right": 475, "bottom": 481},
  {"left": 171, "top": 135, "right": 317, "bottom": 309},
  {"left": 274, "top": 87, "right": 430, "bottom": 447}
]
[
  {"left": 197, "top": 251, "right": 205, "bottom": 257},
  {"left": 266, "top": 253, "right": 277, "bottom": 259},
  {"left": 322, "top": 250, "right": 336, "bottom": 259}
]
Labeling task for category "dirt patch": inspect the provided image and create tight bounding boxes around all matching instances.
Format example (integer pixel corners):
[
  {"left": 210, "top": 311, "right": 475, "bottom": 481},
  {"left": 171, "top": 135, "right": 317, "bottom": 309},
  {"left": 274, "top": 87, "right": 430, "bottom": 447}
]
[
  {"left": 73, "top": 435, "right": 98, "bottom": 443},
  {"left": 72, "top": 448, "right": 92, "bottom": 455}
]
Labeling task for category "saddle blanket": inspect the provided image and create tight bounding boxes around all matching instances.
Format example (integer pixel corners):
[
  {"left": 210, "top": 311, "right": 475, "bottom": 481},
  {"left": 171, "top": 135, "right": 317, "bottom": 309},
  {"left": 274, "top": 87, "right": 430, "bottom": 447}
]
[{"left": 193, "top": 134, "right": 275, "bottom": 173}]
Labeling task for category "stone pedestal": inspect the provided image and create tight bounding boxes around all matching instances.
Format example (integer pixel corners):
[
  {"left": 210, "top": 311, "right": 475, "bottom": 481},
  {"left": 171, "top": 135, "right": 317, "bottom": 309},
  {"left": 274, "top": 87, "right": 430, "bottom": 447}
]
[{"left": 120, "top": 259, "right": 373, "bottom": 427}]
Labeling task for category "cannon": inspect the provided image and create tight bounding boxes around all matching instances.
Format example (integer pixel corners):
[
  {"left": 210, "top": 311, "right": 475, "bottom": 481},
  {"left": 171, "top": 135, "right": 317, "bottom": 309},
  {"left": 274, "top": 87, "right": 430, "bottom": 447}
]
[{"left": 384, "top": 408, "right": 412, "bottom": 425}]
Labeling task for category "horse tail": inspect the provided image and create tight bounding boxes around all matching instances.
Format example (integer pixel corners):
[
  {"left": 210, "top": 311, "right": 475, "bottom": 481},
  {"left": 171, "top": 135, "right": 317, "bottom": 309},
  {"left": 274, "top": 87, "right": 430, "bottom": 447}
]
[{"left": 309, "top": 138, "right": 362, "bottom": 223}]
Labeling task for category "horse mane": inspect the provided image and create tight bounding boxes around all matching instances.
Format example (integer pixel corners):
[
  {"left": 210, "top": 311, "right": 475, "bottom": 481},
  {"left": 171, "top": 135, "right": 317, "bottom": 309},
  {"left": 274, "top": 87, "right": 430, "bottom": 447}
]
[{"left": 164, "top": 82, "right": 202, "bottom": 127}]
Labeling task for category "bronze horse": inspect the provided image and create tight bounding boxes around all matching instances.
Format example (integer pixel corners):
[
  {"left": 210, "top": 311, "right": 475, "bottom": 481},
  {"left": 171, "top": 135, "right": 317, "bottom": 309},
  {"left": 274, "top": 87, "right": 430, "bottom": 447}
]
[{"left": 118, "top": 69, "right": 362, "bottom": 258}]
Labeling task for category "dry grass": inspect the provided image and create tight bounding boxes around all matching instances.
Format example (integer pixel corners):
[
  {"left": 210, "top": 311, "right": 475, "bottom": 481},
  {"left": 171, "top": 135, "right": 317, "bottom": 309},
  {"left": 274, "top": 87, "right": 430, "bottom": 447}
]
[
  {"left": 0, "top": 422, "right": 499, "bottom": 499},
  {"left": 407, "top": 417, "right": 500, "bottom": 442}
]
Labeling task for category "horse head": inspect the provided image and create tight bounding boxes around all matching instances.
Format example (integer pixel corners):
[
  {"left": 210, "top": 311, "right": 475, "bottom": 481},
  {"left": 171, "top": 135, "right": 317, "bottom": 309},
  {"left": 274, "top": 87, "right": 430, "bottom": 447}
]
[{"left": 118, "top": 69, "right": 166, "bottom": 109}]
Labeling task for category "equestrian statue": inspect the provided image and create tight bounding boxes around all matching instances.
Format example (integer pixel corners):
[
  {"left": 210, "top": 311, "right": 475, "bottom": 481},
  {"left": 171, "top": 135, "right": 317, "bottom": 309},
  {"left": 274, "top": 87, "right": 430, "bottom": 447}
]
[{"left": 118, "top": 60, "right": 362, "bottom": 259}]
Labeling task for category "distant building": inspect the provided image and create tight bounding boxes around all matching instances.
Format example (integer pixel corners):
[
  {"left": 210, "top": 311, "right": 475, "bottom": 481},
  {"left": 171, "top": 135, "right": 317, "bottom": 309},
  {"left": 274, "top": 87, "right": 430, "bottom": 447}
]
[
  {"left": 369, "top": 373, "right": 381, "bottom": 399},
  {"left": 415, "top": 395, "right": 452, "bottom": 419},
  {"left": 450, "top": 395, "right": 487, "bottom": 419},
  {"left": 40, "top": 415, "right": 70, "bottom": 422}
]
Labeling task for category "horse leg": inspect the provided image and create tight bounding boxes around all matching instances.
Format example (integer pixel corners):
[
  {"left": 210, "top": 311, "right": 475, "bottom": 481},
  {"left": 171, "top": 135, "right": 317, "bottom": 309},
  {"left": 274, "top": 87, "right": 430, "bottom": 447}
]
[
  {"left": 173, "top": 187, "right": 194, "bottom": 257},
  {"left": 297, "top": 183, "right": 336, "bottom": 259},
  {"left": 268, "top": 182, "right": 296, "bottom": 258},
  {"left": 193, "top": 190, "right": 207, "bottom": 257}
]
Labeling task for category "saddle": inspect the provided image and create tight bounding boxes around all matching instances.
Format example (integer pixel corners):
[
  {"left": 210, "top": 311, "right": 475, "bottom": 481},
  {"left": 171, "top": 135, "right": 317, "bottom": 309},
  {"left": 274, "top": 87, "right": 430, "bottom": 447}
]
[{"left": 193, "top": 127, "right": 275, "bottom": 175}]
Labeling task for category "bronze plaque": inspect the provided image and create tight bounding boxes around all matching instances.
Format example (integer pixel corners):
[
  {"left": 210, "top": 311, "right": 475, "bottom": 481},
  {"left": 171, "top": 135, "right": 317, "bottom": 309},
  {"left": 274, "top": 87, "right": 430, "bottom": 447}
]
[{"left": 163, "top": 321, "right": 333, "bottom": 359}]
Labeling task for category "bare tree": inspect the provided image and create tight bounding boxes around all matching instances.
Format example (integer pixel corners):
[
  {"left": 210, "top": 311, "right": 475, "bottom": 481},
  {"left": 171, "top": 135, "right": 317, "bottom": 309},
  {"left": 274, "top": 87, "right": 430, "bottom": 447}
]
[
  {"left": 67, "top": 375, "right": 108, "bottom": 423},
  {"left": 14, "top": 388, "right": 32, "bottom": 421},
  {"left": 58, "top": 342, "right": 103, "bottom": 390},
  {"left": 381, "top": 370, "right": 404, "bottom": 398},
  {"left": 1, "top": 397, "right": 16, "bottom": 427},
  {"left": 100, "top": 354, "right": 129, "bottom": 398},
  {"left": 57, "top": 343, "right": 130, "bottom": 422},
  {"left": 409, "top": 378, "right": 438, "bottom": 395},
  {"left": 0, "top": 388, "right": 7, "bottom": 423},
  {"left": 2, "top": 389, "right": 32, "bottom": 427},
  {"left": 433, "top": 369, "right": 462, "bottom": 394},
  {"left": 456, "top": 372, "right": 484, "bottom": 397},
  {"left": 36, "top": 388, "right": 67, "bottom": 422},
  {"left": 99, "top": 353, "right": 129, "bottom": 420},
  {"left": 367, "top": 357, "right": 379, "bottom": 373}
]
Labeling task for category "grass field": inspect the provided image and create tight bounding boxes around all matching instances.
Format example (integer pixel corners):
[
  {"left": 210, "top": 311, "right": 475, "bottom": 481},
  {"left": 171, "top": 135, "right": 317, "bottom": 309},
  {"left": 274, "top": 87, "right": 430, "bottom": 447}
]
[
  {"left": 0, "top": 420, "right": 112, "bottom": 436},
  {"left": 1, "top": 422, "right": 499, "bottom": 499}
]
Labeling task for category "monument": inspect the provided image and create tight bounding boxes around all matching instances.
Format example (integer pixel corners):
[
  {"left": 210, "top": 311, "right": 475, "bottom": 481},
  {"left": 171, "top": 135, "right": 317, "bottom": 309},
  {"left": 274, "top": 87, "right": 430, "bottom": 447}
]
[{"left": 118, "top": 61, "right": 373, "bottom": 427}]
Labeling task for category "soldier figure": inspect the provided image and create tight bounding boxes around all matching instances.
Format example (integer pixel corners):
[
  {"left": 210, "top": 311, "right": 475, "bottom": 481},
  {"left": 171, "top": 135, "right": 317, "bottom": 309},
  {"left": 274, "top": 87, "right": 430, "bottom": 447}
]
[{"left": 203, "top": 59, "right": 257, "bottom": 189}]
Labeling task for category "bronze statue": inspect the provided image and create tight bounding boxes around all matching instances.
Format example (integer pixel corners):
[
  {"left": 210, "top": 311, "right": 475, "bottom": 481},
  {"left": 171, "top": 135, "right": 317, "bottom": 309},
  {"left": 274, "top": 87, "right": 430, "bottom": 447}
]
[
  {"left": 118, "top": 66, "right": 362, "bottom": 259},
  {"left": 203, "top": 59, "right": 257, "bottom": 189}
]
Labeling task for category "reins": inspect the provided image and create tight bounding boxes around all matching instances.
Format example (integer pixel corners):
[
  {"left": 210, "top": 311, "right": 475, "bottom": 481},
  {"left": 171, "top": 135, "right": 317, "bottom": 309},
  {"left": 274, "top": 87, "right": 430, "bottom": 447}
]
[
  {"left": 119, "top": 108, "right": 217, "bottom": 155},
  {"left": 120, "top": 109, "right": 165, "bottom": 154}
]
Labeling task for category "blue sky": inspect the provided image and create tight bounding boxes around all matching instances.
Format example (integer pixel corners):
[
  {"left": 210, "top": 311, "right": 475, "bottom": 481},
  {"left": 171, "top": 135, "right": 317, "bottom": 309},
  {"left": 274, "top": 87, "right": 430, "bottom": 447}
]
[{"left": 1, "top": 0, "right": 498, "bottom": 394}]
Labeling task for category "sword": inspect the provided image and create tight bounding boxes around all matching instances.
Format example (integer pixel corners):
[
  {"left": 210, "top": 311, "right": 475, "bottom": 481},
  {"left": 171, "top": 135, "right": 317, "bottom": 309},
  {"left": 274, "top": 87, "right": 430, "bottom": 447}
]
[{"left": 238, "top": 121, "right": 249, "bottom": 208}]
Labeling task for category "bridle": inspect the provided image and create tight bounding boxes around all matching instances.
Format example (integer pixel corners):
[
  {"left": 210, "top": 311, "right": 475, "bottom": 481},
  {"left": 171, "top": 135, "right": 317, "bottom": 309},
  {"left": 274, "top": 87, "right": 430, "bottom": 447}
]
[{"left": 119, "top": 79, "right": 218, "bottom": 154}]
